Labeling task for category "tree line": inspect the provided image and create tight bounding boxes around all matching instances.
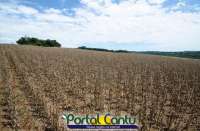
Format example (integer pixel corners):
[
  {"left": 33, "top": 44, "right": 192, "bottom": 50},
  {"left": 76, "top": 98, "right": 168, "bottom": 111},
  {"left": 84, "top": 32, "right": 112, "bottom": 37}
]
[
  {"left": 17, "top": 37, "right": 61, "bottom": 47},
  {"left": 78, "top": 46, "right": 129, "bottom": 53}
]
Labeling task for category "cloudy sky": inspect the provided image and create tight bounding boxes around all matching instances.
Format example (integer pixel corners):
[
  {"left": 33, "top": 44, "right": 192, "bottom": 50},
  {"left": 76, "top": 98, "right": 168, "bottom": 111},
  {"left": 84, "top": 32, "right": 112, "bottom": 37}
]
[{"left": 0, "top": 0, "right": 200, "bottom": 51}]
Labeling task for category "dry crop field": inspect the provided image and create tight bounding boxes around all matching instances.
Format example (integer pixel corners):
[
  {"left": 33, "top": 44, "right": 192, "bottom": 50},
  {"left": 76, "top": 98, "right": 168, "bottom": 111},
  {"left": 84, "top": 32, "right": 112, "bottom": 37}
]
[{"left": 0, "top": 44, "right": 200, "bottom": 131}]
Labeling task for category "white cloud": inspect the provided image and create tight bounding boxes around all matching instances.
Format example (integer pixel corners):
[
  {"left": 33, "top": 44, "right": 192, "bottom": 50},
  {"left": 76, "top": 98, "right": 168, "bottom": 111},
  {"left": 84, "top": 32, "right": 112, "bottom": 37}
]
[
  {"left": 148, "top": 0, "right": 166, "bottom": 4},
  {"left": 0, "top": 0, "right": 200, "bottom": 51},
  {"left": 44, "top": 8, "right": 62, "bottom": 14},
  {"left": 17, "top": 5, "right": 38, "bottom": 15}
]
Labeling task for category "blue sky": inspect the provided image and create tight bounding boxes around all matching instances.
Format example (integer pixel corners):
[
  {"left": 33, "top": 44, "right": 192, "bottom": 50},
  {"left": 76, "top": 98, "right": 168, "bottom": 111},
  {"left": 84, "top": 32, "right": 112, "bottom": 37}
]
[
  {"left": 0, "top": 0, "right": 200, "bottom": 51},
  {"left": 22, "top": 0, "right": 81, "bottom": 9}
]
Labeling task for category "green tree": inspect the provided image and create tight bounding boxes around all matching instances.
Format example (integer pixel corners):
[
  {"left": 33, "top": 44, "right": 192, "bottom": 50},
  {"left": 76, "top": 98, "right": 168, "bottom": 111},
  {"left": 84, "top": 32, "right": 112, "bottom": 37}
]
[{"left": 17, "top": 37, "right": 61, "bottom": 47}]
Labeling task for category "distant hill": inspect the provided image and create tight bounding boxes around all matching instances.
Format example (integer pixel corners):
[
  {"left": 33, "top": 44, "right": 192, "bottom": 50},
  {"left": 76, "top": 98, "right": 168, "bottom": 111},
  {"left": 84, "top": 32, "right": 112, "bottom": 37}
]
[
  {"left": 139, "top": 51, "right": 200, "bottom": 59},
  {"left": 78, "top": 46, "right": 200, "bottom": 59}
]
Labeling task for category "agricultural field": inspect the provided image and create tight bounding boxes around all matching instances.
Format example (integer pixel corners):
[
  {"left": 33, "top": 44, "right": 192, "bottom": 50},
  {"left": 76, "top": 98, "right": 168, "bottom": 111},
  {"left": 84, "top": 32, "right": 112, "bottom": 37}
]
[{"left": 0, "top": 44, "right": 200, "bottom": 131}]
